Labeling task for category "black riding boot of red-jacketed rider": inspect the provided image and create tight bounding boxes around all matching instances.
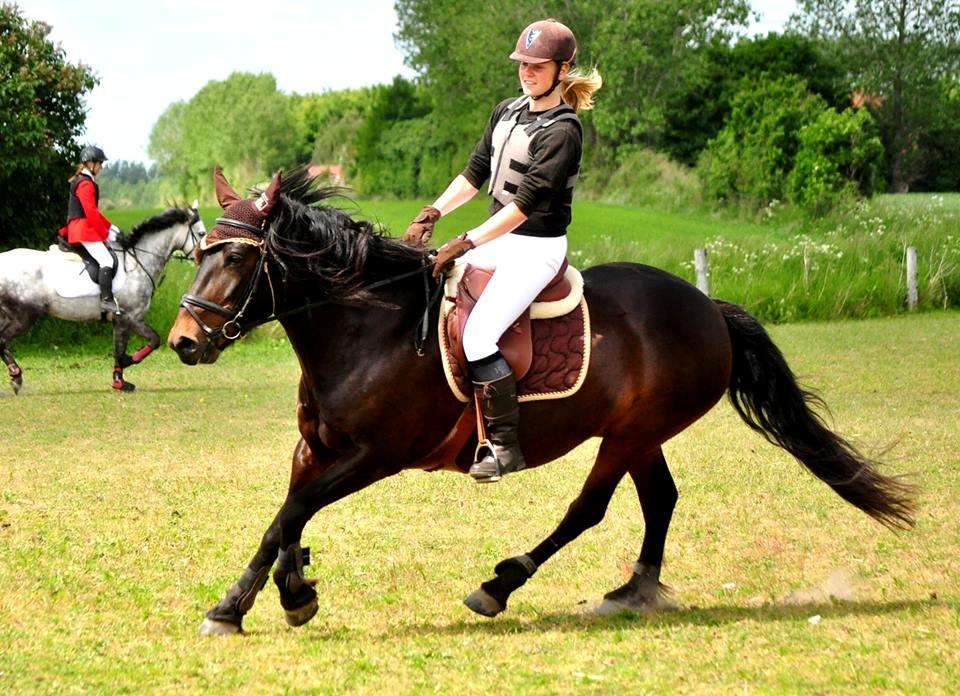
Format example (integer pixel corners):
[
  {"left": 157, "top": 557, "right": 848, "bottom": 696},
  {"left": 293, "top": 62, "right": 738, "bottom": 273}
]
[
  {"left": 468, "top": 353, "right": 526, "bottom": 483},
  {"left": 98, "top": 267, "right": 122, "bottom": 321}
]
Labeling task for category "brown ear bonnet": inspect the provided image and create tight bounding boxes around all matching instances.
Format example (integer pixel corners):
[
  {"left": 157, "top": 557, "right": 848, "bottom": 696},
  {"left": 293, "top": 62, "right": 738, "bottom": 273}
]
[{"left": 199, "top": 166, "right": 282, "bottom": 253}]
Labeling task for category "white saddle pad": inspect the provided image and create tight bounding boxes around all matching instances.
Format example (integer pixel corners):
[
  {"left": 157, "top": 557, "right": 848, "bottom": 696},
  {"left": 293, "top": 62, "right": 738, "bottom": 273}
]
[{"left": 44, "top": 246, "right": 127, "bottom": 298}]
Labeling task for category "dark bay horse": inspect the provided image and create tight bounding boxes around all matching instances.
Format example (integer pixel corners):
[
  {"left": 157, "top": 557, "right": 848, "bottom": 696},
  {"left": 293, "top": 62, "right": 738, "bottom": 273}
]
[
  {"left": 168, "top": 168, "right": 915, "bottom": 636},
  {"left": 0, "top": 206, "right": 205, "bottom": 392}
]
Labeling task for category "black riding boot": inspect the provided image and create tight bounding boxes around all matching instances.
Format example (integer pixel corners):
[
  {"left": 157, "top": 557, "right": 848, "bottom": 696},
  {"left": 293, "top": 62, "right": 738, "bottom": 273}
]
[
  {"left": 98, "top": 267, "right": 122, "bottom": 320},
  {"left": 468, "top": 354, "right": 526, "bottom": 483}
]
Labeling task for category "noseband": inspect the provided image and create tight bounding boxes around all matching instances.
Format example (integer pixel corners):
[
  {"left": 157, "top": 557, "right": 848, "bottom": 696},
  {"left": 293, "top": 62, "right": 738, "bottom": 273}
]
[{"left": 180, "top": 242, "right": 273, "bottom": 342}]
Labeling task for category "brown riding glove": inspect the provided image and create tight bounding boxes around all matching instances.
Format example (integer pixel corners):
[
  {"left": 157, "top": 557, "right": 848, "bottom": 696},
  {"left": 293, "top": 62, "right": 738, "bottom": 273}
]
[
  {"left": 402, "top": 205, "right": 442, "bottom": 246},
  {"left": 432, "top": 234, "right": 475, "bottom": 279}
]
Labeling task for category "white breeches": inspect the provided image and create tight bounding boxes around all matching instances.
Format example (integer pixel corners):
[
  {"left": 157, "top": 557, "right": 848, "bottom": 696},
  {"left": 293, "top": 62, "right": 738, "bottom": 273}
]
[
  {"left": 459, "top": 233, "right": 567, "bottom": 362},
  {"left": 80, "top": 241, "right": 117, "bottom": 270}
]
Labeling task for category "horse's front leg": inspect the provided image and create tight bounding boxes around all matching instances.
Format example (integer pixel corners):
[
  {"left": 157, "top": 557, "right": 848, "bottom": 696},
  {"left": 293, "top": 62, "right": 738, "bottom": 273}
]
[
  {"left": 111, "top": 316, "right": 160, "bottom": 391},
  {"left": 199, "top": 439, "right": 397, "bottom": 636}
]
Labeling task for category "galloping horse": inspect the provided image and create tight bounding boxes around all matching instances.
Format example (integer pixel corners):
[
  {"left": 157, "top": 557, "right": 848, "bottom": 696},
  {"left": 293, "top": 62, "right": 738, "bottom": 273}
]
[
  {"left": 0, "top": 205, "right": 206, "bottom": 392},
  {"left": 169, "top": 168, "right": 914, "bottom": 636}
]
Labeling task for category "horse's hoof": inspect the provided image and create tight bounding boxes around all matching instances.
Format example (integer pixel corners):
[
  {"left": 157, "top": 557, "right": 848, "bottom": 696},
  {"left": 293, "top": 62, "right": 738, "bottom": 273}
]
[
  {"left": 113, "top": 380, "right": 136, "bottom": 392},
  {"left": 284, "top": 597, "right": 319, "bottom": 627},
  {"left": 463, "top": 588, "right": 504, "bottom": 617},
  {"left": 11, "top": 380, "right": 21, "bottom": 395},
  {"left": 198, "top": 617, "right": 243, "bottom": 636}
]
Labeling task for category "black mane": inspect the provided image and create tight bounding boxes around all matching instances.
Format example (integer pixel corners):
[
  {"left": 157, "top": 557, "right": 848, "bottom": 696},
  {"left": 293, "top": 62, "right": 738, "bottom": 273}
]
[
  {"left": 121, "top": 207, "right": 190, "bottom": 249},
  {"left": 264, "top": 166, "right": 428, "bottom": 304}
]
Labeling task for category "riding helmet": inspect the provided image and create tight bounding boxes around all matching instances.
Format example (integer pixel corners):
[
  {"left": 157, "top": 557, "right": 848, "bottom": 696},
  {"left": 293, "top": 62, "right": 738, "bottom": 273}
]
[
  {"left": 510, "top": 19, "right": 577, "bottom": 64},
  {"left": 79, "top": 145, "right": 107, "bottom": 164}
]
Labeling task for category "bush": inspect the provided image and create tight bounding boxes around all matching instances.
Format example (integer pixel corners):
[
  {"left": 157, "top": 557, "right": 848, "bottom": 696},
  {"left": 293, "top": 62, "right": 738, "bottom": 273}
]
[
  {"left": 587, "top": 147, "right": 702, "bottom": 210},
  {"left": 698, "top": 75, "right": 826, "bottom": 208},
  {"left": 787, "top": 107, "right": 884, "bottom": 215}
]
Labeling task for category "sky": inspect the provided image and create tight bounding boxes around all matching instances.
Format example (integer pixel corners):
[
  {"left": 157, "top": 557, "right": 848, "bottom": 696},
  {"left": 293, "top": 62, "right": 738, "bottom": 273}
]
[{"left": 24, "top": 0, "right": 797, "bottom": 164}]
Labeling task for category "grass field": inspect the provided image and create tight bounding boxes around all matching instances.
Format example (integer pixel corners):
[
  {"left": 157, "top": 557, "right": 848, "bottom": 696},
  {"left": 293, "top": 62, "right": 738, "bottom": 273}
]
[{"left": 1, "top": 312, "right": 958, "bottom": 693}]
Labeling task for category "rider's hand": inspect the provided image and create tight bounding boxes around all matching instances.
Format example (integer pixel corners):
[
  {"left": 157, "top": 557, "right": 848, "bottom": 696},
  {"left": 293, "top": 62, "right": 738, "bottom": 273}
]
[
  {"left": 432, "top": 234, "right": 475, "bottom": 280},
  {"left": 402, "top": 205, "right": 441, "bottom": 247},
  {"left": 108, "top": 224, "right": 121, "bottom": 241}
]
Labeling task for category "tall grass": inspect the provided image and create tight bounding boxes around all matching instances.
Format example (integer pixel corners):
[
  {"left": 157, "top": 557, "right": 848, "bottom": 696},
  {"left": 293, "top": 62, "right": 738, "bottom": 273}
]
[{"left": 565, "top": 193, "right": 960, "bottom": 322}]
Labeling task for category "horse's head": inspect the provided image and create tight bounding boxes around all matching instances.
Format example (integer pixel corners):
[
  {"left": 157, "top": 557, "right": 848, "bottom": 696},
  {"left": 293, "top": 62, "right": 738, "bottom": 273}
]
[{"left": 168, "top": 168, "right": 281, "bottom": 365}]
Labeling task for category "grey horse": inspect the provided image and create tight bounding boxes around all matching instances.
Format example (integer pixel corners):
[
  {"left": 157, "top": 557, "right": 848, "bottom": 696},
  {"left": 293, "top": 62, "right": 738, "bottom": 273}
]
[{"left": 0, "top": 205, "right": 206, "bottom": 393}]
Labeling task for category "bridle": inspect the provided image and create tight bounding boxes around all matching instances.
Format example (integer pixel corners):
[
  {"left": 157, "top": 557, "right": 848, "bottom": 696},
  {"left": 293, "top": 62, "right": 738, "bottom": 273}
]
[
  {"left": 179, "top": 222, "right": 443, "bottom": 352},
  {"left": 180, "top": 242, "right": 274, "bottom": 342}
]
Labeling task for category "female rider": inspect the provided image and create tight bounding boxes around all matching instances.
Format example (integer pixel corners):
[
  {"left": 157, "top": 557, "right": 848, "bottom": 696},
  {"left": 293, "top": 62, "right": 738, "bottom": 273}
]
[
  {"left": 403, "top": 19, "right": 602, "bottom": 483},
  {"left": 59, "top": 145, "right": 123, "bottom": 319}
]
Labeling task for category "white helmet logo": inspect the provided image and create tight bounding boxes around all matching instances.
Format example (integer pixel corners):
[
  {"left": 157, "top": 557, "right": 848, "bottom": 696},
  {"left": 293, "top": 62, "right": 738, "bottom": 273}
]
[{"left": 525, "top": 28, "right": 541, "bottom": 50}]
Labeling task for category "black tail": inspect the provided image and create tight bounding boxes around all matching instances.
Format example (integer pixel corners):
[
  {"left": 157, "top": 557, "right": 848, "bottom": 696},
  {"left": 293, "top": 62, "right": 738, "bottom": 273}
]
[{"left": 716, "top": 300, "right": 916, "bottom": 530}]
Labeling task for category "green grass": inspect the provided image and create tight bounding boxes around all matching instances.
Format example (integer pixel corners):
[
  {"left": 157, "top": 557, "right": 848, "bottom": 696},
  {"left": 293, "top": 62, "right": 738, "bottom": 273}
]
[{"left": 1, "top": 312, "right": 958, "bottom": 693}]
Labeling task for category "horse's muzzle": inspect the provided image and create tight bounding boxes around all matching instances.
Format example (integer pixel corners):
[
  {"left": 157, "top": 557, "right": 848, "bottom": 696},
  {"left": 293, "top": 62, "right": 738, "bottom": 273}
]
[{"left": 168, "top": 316, "right": 222, "bottom": 365}]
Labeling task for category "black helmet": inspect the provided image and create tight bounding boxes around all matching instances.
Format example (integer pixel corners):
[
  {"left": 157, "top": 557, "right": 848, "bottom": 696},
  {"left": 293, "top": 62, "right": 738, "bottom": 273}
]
[{"left": 79, "top": 145, "right": 107, "bottom": 164}]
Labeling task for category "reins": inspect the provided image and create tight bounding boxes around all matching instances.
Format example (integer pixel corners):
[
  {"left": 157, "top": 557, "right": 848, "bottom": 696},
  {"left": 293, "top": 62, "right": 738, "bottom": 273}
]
[
  {"left": 181, "top": 247, "right": 443, "bottom": 352},
  {"left": 111, "top": 213, "right": 204, "bottom": 292}
]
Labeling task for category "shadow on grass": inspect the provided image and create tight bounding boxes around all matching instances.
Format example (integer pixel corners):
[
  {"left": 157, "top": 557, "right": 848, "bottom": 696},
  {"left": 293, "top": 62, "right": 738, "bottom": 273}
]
[
  {"left": 1, "top": 382, "right": 281, "bottom": 398},
  {"left": 389, "top": 597, "right": 946, "bottom": 638}
]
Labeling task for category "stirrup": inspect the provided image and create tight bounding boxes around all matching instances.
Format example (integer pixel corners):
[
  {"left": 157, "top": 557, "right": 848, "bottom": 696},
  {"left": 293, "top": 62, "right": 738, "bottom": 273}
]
[
  {"left": 99, "top": 300, "right": 123, "bottom": 320},
  {"left": 469, "top": 440, "right": 524, "bottom": 483}
]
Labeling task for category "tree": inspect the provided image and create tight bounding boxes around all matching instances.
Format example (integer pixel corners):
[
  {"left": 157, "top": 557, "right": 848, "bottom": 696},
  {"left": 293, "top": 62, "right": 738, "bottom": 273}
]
[
  {"left": 589, "top": 0, "right": 750, "bottom": 153},
  {"left": 352, "top": 76, "right": 430, "bottom": 195},
  {"left": 98, "top": 160, "right": 161, "bottom": 209},
  {"left": 149, "top": 73, "right": 299, "bottom": 200},
  {"left": 0, "top": 4, "right": 97, "bottom": 250},
  {"left": 661, "top": 32, "right": 848, "bottom": 165},
  {"left": 290, "top": 88, "right": 373, "bottom": 165},
  {"left": 792, "top": 0, "right": 960, "bottom": 191},
  {"left": 395, "top": 0, "right": 611, "bottom": 187}
]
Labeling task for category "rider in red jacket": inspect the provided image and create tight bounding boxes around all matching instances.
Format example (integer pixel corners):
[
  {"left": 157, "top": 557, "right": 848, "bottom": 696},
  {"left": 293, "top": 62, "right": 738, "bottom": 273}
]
[{"left": 59, "top": 145, "right": 123, "bottom": 319}]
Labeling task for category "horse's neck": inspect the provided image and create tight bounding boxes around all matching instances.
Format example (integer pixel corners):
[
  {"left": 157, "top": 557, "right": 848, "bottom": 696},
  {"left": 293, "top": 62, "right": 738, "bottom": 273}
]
[
  {"left": 280, "top": 278, "right": 428, "bottom": 367},
  {"left": 125, "top": 224, "right": 182, "bottom": 275}
]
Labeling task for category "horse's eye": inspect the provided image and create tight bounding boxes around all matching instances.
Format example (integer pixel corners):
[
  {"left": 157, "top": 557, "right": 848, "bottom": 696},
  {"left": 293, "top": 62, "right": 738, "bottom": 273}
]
[{"left": 225, "top": 252, "right": 244, "bottom": 267}]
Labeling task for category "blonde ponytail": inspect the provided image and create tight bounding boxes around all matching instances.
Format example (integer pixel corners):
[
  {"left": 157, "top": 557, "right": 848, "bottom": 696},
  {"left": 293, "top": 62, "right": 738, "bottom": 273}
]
[
  {"left": 69, "top": 164, "right": 85, "bottom": 183},
  {"left": 561, "top": 66, "right": 602, "bottom": 113}
]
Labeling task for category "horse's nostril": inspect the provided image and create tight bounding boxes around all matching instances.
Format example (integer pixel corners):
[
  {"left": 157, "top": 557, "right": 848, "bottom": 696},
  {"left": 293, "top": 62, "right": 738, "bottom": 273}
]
[{"left": 173, "top": 335, "right": 197, "bottom": 354}]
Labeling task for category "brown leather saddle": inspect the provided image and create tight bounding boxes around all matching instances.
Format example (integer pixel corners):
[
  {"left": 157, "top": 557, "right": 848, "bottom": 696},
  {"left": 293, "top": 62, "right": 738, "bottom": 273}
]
[{"left": 439, "top": 259, "right": 590, "bottom": 402}]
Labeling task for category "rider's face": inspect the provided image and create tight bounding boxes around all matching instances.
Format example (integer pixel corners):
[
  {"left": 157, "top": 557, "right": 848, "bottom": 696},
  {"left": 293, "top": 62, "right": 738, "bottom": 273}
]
[
  {"left": 518, "top": 61, "right": 569, "bottom": 98},
  {"left": 519, "top": 61, "right": 554, "bottom": 96}
]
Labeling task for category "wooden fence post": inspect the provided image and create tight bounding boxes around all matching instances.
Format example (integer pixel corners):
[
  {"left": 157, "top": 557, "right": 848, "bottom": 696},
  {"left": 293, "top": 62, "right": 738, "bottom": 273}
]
[
  {"left": 906, "top": 246, "right": 918, "bottom": 310},
  {"left": 694, "top": 248, "right": 710, "bottom": 296}
]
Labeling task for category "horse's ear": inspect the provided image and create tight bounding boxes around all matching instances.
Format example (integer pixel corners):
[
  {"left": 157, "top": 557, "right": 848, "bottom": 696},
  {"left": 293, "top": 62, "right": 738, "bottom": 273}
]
[
  {"left": 190, "top": 199, "right": 200, "bottom": 211},
  {"left": 254, "top": 170, "right": 282, "bottom": 217},
  {"left": 214, "top": 165, "right": 241, "bottom": 209}
]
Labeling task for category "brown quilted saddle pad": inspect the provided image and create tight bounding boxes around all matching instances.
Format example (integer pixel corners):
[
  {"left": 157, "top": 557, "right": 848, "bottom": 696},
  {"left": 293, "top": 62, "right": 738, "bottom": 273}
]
[{"left": 438, "top": 260, "right": 591, "bottom": 403}]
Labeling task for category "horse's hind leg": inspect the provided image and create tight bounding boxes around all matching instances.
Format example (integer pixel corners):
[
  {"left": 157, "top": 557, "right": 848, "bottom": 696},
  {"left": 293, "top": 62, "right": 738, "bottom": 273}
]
[
  {"left": 1, "top": 342, "right": 22, "bottom": 394},
  {"left": 463, "top": 437, "right": 632, "bottom": 617},
  {"left": 0, "top": 304, "right": 38, "bottom": 395},
  {"left": 597, "top": 447, "right": 680, "bottom": 614}
]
